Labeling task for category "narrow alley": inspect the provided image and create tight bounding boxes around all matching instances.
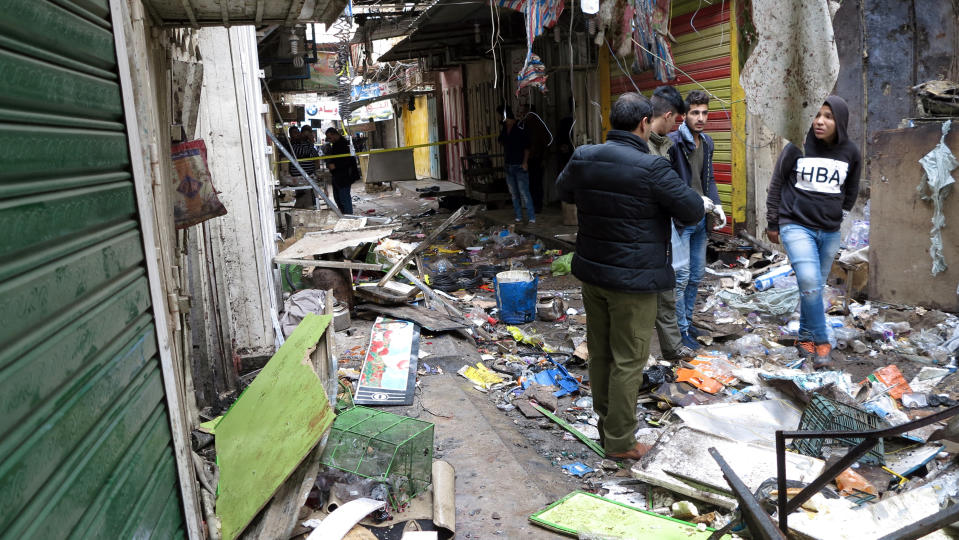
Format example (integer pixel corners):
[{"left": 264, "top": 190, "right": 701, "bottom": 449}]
[{"left": 1, "top": 0, "right": 958, "bottom": 539}]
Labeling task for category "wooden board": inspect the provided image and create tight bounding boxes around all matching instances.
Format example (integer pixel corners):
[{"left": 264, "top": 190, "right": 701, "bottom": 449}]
[
  {"left": 276, "top": 226, "right": 395, "bottom": 259},
  {"left": 394, "top": 179, "right": 466, "bottom": 198},
  {"left": 355, "top": 303, "right": 468, "bottom": 332},
  {"left": 869, "top": 123, "right": 959, "bottom": 311},
  {"left": 215, "top": 314, "right": 336, "bottom": 540}
]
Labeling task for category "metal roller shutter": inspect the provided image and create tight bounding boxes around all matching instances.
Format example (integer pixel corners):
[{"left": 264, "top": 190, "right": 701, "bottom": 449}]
[
  {"left": 608, "top": 0, "right": 738, "bottom": 234},
  {"left": 0, "top": 0, "right": 187, "bottom": 538}
]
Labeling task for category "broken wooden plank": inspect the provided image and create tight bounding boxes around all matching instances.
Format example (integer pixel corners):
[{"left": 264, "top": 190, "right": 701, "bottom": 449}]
[
  {"left": 377, "top": 206, "right": 476, "bottom": 286},
  {"left": 277, "top": 226, "right": 395, "bottom": 260},
  {"left": 273, "top": 257, "right": 382, "bottom": 271},
  {"left": 355, "top": 303, "right": 468, "bottom": 332}
]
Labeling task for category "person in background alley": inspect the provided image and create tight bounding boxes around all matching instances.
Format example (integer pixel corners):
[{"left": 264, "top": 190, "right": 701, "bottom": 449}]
[
  {"left": 290, "top": 127, "right": 318, "bottom": 180},
  {"left": 766, "top": 96, "right": 861, "bottom": 369},
  {"left": 557, "top": 93, "right": 705, "bottom": 460},
  {"left": 648, "top": 86, "right": 696, "bottom": 362},
  {"left": 323, "top": 127, "right": 358, "bottom": 215},
  {"left": 498, "top": 108, "right": 536, "bottom": 224},
  {"left": 668, "top": 90, "right": 726, "bottom": 350},
  {"left": 522, "top": 104, "right": 549, "bottom": 213}
]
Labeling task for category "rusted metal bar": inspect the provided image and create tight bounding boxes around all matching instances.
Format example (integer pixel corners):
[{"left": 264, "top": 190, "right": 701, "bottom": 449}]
[
  {"left": 877, "top": 503, "right": 959, "bottom": 540},
  {"left": 708, "top": 447, "right": 787, "bottom": 540},
  {"left": 776, "top": 404, "right": 959, "bottom": 530}
]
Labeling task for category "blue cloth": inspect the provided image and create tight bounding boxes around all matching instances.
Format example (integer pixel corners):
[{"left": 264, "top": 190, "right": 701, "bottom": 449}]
[
  {"left": 333, "top": 183, "right": 353, "bottom": 215},
  {"left": 674, "top": 217, "right": 707, "bottom": 332},
  {"left": 667, "top": 123, "right": 721, "bottom": 206},
  {"left": 505, "top": 164, "right": 535, "bottom": 222},
  {"left": 780, "top": 223, "right": 842, "bottom": 343}
]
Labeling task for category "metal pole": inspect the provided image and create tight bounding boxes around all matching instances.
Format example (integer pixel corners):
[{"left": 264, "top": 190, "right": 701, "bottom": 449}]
[
  {"left": 775, "top": 431, "right": 788, "bottom": 532},
  {"left": 377, "top": 205, "right": 475, "bottom": 286},
  {"left": 709, "top": 447, "right": 787, "bottom": 540},
  {"left": 265, "top": 129, "right": 343, "bottom": 218},
  {"left": 877, "top": 503, "right": 959, "bottom": 540}
]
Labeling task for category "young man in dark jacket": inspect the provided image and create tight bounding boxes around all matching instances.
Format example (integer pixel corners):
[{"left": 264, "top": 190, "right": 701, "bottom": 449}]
[
  {"left": 667, "top": 90, "right": 726, "bottom": 349},
  {"left": 556, "top": 93, "right": 705, "bottom": 460},
  {"left": 766, "top": 96, "right": 861, "bottom": 368}
]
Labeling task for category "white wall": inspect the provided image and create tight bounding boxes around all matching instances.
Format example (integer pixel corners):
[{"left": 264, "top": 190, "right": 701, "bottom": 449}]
[{"left": 196, "top": 26, "right": 280, "bottom": 359}]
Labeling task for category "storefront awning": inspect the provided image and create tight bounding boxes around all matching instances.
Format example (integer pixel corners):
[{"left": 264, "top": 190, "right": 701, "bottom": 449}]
[
  {"left": 378, "top": 2, "right": 524, "bottom": 64},
  {"left": 143, "top": 0, "right": 346, "bottom": 27}
]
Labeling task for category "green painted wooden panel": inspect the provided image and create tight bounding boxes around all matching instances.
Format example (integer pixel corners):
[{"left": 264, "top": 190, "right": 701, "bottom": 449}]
[
  {"left": 0, "top": 1, "right": 186, "bottom": 537},
  {"left": 0, "top": 47, "right": 123, "bottom": 126}
]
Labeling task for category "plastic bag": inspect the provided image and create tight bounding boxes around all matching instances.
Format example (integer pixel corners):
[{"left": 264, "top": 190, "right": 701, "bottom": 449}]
[
  {"left": 729, "top": 334, "right": 767, "bottom": 357},
  {"left": 551, "top": 252, "right": 574, "bottom": 276}
]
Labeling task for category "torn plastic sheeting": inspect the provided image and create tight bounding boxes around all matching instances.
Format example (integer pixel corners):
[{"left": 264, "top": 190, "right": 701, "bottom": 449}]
[
  {"left": 918, "top": 120, "right": 958, "bottom": 276},
  {"left": 279, "top": 289, "right": 329, "bottom": 338},
  {"left": 523, "top": 367, "right": 580, "bottom": 397},
  {"left": 760, "top": 371, "right": 859, "bottom": 400},
  {"left": 786, "top": 482, "right": 951, "bottom": 540},
  {"left": 561, "top": 462, "right": 594, "bottom": 477},
  {"left": 458, "top": 362, "right": 505, "bottom": 389},
  {"left": 675, "top": 399, "right": 802, "bottom": 447},
  {"left": 715, "top": 286, "right": 799, "bottom": 316},
  {"left": 740, "top": 0, "right": 841, "bottom": 146}
]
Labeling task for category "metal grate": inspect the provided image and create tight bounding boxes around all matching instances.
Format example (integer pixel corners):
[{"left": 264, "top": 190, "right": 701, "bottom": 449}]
[{"left": 793, "top": 395, "right": 886, "bottom": 465}]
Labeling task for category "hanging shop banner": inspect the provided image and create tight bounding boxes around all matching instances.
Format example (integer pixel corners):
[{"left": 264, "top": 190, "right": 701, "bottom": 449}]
[
  {"left": 354, "top": 317, "right": 420, "bottom": 405},
  {"left": 348, "top": 99, "right": 394, "bottom": 124},
  {"left": 351, "top": 82, "right": 389, "bottom": 102},
  {"left": 305, "top": 97, "right": 342, "bottom": 122},
  {"left": 308, "top": 52, "right": 339, "bottom": 91}
]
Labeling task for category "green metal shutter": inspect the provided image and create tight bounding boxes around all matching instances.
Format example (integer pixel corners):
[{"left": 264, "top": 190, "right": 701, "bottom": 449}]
[{"left": 0, "top": 1, "right": 188, "bottom": 538}]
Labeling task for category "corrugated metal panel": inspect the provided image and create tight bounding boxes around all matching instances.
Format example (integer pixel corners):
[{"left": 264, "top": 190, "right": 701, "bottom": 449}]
[
  {"left": 608, "top": 0, "right": 735, "bottom": 234},
  {"left": 0, "top": 1, "right": 186, "bottom": 538}
]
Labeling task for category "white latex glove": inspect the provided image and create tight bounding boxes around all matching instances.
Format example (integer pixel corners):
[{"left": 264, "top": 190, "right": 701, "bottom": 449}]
[
  {"left": 712, "top": 205, "right": 727, "bottom": 230},
  {"left": 701, "top": 195, "right": 715, "bottom": 213}
]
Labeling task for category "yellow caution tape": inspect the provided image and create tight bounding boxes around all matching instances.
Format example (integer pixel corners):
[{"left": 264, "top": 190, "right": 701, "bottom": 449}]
[{"left": 276, "top": 133, "right": 497, "bottom": 164}]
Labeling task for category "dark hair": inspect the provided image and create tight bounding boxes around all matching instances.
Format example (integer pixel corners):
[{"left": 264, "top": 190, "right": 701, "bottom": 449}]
[
  {"left": 652, "top": 86, "right": 686, "bottom": 116},
  {"left": 301, "top": 125, "right": 313, "bottom": 133},
  {"left": 289, "top": 126, "right": 300, "bottom": 134},
  {"left": 325, "top": 127, "right": 338, "bottom": 135},
  {"left": 610, "top": 93, "right": 653, "bottom": 131},
  {"left": 685, "top": 90, "right": 710, "bottom": 107}
]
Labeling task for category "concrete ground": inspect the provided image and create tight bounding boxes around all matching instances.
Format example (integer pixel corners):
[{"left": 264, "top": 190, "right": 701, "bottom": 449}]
[{"left": 334, "top": 325, "right": 581, "bottom": 538}]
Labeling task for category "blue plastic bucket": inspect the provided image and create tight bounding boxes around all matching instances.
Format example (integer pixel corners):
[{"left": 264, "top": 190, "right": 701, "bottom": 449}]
[{"left": 494, "top": 270, "right": 538, "bottom": 324}]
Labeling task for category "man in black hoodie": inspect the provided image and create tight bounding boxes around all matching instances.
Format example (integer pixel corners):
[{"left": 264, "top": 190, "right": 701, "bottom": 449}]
[
  {"left": 557, "top": 93, "right": 704, "bottom": 460},
  {"left": 766, "top": 95, "right": 861, "bottom": 368}
]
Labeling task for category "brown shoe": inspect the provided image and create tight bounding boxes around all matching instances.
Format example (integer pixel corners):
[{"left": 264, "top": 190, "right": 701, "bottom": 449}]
[
  {"left": 813, "top": 343, "right": 833, "bottom": 370},
  {"left": 607, "top": 442, "right": 652, "bottom": 461}
]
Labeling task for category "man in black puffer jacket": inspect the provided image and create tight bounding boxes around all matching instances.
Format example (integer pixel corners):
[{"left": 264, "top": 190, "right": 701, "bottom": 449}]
[{"left": 556, "top": 93, "right": 705, "bottom": 460}]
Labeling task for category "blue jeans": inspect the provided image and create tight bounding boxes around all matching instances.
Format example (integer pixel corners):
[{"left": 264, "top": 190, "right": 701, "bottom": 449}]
[
  {"left": 674, "top": 217, "right": 706, "bottom": 332},
  {"left": 332, "top": 182, "right": 353, "bottom": 215},
  {"left": 505, "top": 164, "right": 535, "bottom": 222},
  {"left": 780, "top": 224, "right": 841, "bottom": 344}
]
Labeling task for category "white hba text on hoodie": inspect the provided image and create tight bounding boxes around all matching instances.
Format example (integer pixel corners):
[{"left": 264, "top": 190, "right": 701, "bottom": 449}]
[{"left": 793, "top": 157, "right": 849, "bottom": 194}]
